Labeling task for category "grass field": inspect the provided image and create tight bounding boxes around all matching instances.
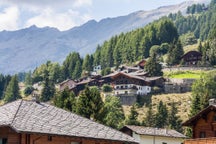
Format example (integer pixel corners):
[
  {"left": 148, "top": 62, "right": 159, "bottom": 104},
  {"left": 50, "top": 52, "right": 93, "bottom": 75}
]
[{"left": 164, "top": 70, "right": 205, "bottom": 79}]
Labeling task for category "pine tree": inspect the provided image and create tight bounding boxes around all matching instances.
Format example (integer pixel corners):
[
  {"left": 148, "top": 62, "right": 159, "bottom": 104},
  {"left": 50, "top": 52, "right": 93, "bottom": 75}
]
[
  {"left": 125, "top": 105, "right": 139, "bottom": 125},
  {"left": 40, "top": 70, "right": 55, "bottom": 102},
  {"left": 82, "top": 54, "right": 93, "bottom": 74},
  {"left": 168, "top": 102, "right": 183, "bottom": 132},
  {"left": 90, "top": 87, "right": 104, "bottom": 121},
  {"left": 76, "top": 87, "right": 92, "bottom": 119},
  {"left": 142, "top": 104, "right": 155, "bottom": 127},
  {"left": 190, "top": 94, "right": 201, "bottom": 117},
  {"left": 4, "top": 75, "right": 21, "bottom": 103},
  {"left": 76, "top": 87, "right": 104, "bottom": 121},
  {"left": 24, "top": 71, "right": 32, "bottom": 86},
  {"left": 102, "top": 96, "right": 125, "bottom": 129},
  {"left": 0, "top": 74, "right": 6, "bottom": 99},
  {"left": 197, "top": 41, "right": 203, "bottom": 53},
  {"left": 155, "top": 101, "right": 168, "bottom": 128},
  {"left": 167, "top": 40, "right": 184, "bottom": 66},
  {"left": 72, "top": 60, "right": 82, "bottom": 80},
  {"left": 144, "top": 54, "right": 163, "bottom": 76},
  {"left": 54, "top": 88, "right": 76, "bottom": 112}
]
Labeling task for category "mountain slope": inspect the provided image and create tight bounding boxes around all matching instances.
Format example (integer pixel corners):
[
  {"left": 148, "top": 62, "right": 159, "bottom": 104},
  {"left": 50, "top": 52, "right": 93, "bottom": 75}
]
[{"left": 0, "top": 0, "right": 210, "bottom": 74}]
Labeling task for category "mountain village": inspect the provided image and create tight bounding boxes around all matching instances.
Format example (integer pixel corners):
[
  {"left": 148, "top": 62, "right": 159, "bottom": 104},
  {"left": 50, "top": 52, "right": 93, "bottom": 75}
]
[{"left": 1, "top": 0, "right": 216, "bottom": 144}]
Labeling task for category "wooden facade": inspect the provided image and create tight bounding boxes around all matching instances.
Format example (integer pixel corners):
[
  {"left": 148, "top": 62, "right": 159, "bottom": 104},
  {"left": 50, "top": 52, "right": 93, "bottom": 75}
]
[
  {"left": 0, "top": 100, "right": 138, "bottom": 144},
  {"left": 0, "top": 126, "right": 129, "bottom": 144},
  {"left": 184, "top": 137, "right": 216, "bottom": 144},
  {"left": 112, "top": 73, "right": 149, "bottom": 86},
  {"left": 183, "top": 104, "right": 216, "bottom": 144},
  {"left": 181, "top": 51, "right": 202, "bottom": 66}
]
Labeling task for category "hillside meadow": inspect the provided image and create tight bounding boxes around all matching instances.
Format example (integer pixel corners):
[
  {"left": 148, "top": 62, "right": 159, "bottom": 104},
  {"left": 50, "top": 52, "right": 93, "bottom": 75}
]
[{"left": 123, "top": 92, "right": 192, "bottom": 123}]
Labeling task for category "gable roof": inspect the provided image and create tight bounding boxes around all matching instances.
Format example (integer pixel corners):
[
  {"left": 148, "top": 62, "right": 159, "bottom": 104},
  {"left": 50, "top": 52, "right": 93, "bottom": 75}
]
[
  {"left": 121, "top": 125, "right": 186, "bottom": 138},
  {"left": 103, "top": 72, "right": 149, "bottom": 82},
  {"left": 182, "top": 105, "right": 216, "bottom": 126},
  {"left": 58, "top": 79, "right": 77, "bottom": 86},
  {"left": 0, "top": 100, "right": 138, "bottom": 143},
  {"left": 181, "top": 50, "right": 202, "bottom": 58}
]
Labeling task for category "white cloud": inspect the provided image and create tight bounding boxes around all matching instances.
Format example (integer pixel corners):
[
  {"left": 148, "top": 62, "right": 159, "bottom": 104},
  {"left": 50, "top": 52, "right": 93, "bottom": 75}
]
[
  {"left": 0, "top": 0, "right": 92, "bottom": 9},
  {"left": 0, "top": 0, "right": 93, "bottom": 31},
  {"left": 73, "top": 0, "right": 92, "bottom": 8},
  {"left": 0, "top": 6, "right": 19, "bottom": 31},
  {"left": 25, "top": 8, "right": 92, "bottom": 31}
]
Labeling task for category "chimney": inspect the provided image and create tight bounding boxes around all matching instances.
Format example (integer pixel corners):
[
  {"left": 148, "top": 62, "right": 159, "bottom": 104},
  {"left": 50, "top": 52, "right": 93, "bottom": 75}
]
[
  {"left": 209, "top": 99, "right": 216, "bottom": 106},
  {"left": 32, "top": 91, "right": 40, "bottom": 103}
]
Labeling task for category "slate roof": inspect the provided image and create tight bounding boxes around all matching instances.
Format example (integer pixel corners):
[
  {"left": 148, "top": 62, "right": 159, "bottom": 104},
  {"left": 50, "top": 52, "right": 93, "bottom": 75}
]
[
  {"left": 103, "top": 72, "right": 149, "bottom": 82},
  {"left": 0, "top": 100, "right": 138, "bottom": 143},
  {"left": 122, "top": 125, "right": 186, "bottom": 138}
]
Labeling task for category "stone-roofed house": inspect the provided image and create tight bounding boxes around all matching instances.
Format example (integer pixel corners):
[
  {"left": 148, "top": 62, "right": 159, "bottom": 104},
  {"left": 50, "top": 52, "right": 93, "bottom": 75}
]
[
  {"left": 58, "top": 79, "right": 77, "bottom": 91},
  {"left": 0, "top": 100, "right": 138, "bottom": 144},
  {"left": 120, "top": 125, "right": 186, "bottom": 144}
]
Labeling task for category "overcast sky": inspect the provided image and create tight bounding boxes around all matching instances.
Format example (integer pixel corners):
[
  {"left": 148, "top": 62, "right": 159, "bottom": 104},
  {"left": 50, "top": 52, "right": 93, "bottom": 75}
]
[{"left": 0, "top": 0, "right": 187, "bottom": 31}]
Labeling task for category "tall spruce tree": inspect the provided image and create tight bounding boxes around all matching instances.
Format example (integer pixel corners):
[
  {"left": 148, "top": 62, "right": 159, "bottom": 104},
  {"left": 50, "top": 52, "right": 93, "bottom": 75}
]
[
  {"left": 168, "top": 102, "right": 183, "bottom": 132},
  {"left": 144, "top": 53, "right": 163, "bottom": 76},
  {"left": 142, "top": 104, "right": 155, "bottom": 127},
  {"left": 76, "top": 87, "right": 103, "bottom": 121},
  {"left": 155, "top": 101, "right": 168, "bottom": 128},
  {"left": 54, "top": 88, "right": 76, "bottom": 112},
  {"left": 4, "top": 75, "right": 21, "bottom": 103},
  {"left": 102, "top": 96, "right": 125, "bottom": 129},
  {"left": 125, "top": 104, "right": 139, "bottom": 125},
  {"left": 167, "top": 40, "right": 184, "bottom": 66},
  {"left": 40, "top": 69, "right": 55, "bottom": 102}
]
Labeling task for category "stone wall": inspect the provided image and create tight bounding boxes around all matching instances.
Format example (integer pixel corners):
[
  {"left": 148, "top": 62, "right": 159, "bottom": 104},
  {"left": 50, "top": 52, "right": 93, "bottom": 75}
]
[
  {"left": 117, "top": 95, "right": 137, "bottom": 105},
  {"left": 163, "top": 66, "right": 214, "bottom": 72},
  {"left": 164, "top": 78, "right": 196, "bottom": 93}
]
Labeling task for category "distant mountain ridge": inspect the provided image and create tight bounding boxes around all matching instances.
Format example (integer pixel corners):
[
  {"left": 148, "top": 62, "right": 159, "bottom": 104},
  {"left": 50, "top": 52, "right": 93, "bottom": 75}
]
[{"left": 0, "top": 0, "right": 210, "bottom": 74}]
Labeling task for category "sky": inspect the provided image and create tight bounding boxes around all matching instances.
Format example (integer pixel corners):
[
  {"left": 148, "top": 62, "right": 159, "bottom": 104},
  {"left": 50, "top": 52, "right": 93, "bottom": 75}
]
[{"left": 0, "top": 0, "right": 187, "bottom": 31}]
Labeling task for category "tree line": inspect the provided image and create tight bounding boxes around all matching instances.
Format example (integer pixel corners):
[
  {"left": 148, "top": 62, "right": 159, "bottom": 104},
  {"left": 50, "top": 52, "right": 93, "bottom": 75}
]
[{"left": 169, "top": 0, "right": 216, "bottom": 40}]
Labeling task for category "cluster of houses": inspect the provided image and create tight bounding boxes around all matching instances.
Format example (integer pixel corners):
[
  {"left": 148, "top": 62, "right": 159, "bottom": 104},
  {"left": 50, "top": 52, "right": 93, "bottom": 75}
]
[
  {"left": 57, "top": 50, "right": 203, "bottom": 105},
  {"left": 58, "top": 65, "right": 164, "bottom": 105}
]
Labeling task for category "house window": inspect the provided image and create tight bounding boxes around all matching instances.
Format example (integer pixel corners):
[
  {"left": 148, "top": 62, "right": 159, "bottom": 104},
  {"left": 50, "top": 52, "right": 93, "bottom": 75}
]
[
  {"left": 162, "top": 142, "right": 167, "bottom": 144},
  {"left": 125, "top": 91, "right": 128, "bottom": 94},
  {"left": 26, "top": 134, "right": 30, "bottom": 144},
  {"left": 0, "top": 138, "right": 7, "bottom": 144},
  {"left": 200, "top": 132, "right": 206, "bottom": 138},
  {"left": 214, "top": 115, "right": 216, "bottom": 121},
  {"left": 48, "top": 136, "right": 52, "bottom": 141}
]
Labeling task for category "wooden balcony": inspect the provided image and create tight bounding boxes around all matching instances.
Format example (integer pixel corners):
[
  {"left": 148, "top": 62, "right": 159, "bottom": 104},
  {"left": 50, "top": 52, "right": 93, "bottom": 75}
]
[{"left": 184, "top": 137, "right": 216, "bottom": 144}]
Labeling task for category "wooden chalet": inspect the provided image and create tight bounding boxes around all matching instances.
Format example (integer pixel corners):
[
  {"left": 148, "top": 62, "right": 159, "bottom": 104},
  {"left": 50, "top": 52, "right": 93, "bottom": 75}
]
[
  {"left": 121, "top": 125, "right": 186, "bottom": 144},
  {"left": 104, "top": 72, "right": 151, "bottom": 96},
  {"left": 181, "top": 51, "right": 202, "bottom": 66},
  {"left": 58, "top": 79, "right": 77, "bottom": 91},
  {"left": 182, "top": 99, "right": 216, "bottom": 144},
  {"left": 0, "top": 100, "right": 138, "bottom": 144}
]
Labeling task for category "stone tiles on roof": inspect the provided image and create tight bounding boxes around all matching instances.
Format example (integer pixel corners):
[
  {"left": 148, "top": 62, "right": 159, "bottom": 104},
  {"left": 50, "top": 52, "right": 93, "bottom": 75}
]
[
  {"left": 0, "top": 100, "right": 138, "bottom": 143},
  {"left": 124, "top": 125, "right": 186, "bottom": 138}
]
